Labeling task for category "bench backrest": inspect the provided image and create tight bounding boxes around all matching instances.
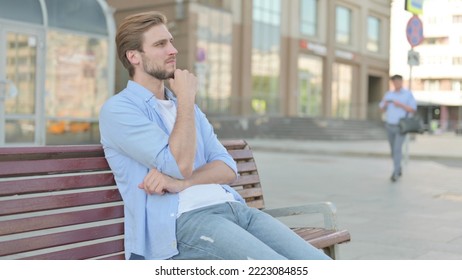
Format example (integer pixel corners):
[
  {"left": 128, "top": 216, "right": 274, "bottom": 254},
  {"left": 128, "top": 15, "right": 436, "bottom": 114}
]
[{"left": 0, "top": 139, "right": 263, "bottom": 260}]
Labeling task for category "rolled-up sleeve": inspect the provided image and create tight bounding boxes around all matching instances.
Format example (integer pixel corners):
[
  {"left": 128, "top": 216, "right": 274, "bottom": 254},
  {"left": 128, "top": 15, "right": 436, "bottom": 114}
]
[{"left": 196, "top": 107, "right": 237, "bottom": 175}]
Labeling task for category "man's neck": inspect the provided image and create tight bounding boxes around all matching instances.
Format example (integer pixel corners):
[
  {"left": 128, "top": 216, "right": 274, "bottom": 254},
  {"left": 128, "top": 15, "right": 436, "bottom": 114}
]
[{"left": 133, "top": 74, "right": 165, "bottom": 100}]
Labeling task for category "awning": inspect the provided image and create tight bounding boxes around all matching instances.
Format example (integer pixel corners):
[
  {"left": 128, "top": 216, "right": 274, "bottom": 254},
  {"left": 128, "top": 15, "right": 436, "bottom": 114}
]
[{"left": 413, "top": 91, "right": 462, "bottom": 106}]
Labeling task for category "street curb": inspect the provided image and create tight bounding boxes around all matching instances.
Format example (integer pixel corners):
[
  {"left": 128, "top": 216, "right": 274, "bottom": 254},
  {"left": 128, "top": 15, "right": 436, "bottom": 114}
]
[{"left": 250, "top": 145, "right": 462, "bottom": 161}]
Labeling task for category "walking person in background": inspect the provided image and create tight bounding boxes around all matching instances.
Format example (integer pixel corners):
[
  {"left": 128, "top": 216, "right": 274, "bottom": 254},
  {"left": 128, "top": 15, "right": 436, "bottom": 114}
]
[
  {"left": 99, "top": 11, "right": 330, "bottom": 260},
  {"left": 379, "top": 74, "right": 417, "bottom": 182}
]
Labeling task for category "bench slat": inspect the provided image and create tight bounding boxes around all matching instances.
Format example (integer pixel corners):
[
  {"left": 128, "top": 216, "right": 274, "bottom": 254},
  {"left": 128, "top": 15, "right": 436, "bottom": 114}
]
[
  {"left": 0, "top": 173, "right": 115, "bottom": 196},
  {"left": 220, "top": 139, "right": 248, "bottom": 150},
  {"left": 293, "top": 228, "right": 351, "bottom": 249},
  {"left": 0, "top": 223, "right": 123, "bottom": 257},
  {"left": 228, "top": 150, "right": 254, "bottom": 161},
  {"left": 237, "top": 187, "right": 263, "bottom": 200},
  {"left": 229, "top": 174, "right": 260, "bottom": 187},
  {"left": 0, "top": 158, "right": 110, "bottom": 178},
  {"left": 0, "top": 205, "right": 124, "bottom": 236},
  {"left": 95, "top": 252, "right": 125, "bottom": 260},
  {"left": 0, "top": 145, "right": 104, "bottom": 160},
  {"left": 0, "top": 189, "right": 122, "bottom": 216},
  {"left": 236, "top": 162, "right": 257, "bottom": 173},
  {"left": 20, "top": 238, "right": 124, "bottom": 260}
]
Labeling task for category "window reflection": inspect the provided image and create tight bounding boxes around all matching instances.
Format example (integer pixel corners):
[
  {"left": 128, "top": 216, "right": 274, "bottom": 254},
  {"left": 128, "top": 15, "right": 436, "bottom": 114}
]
[
  {"left": 300, "top": 0, "right": 318, "bottom": 37},
  {"left": 367, "top": 16, "right": 381, "bottom": 52},
  {"left": 45, "top": 30, "right": 109, "bottom": 144},
  {"left": 5, "top": 32, "right": 37, "bottom": 115},
  {"left": 5, "top": 120, "right": 35, "bottom": 143},
  {"left": 332, "top": 63, "right": 353, "bottom": 119},
  {"left": 336, "top": 6, "right": 351, "bottom": 45},
  {"left": 252, "top": 0, "right": 281, "bottom": 115},
  {"left": 195, "top": 5, "right": 233, "bottom": 114},
  {"left": 298, "top": 55, "right": 323, "bottom": 117}
]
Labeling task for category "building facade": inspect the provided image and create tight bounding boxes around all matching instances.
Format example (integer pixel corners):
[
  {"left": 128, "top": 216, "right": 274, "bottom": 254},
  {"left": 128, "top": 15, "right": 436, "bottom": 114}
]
[
  {"left": 108, "top": 0, "right": 391, "bottom": 121},
  {"left": 391, "top": 0, "right": 462, "bottom": 132},
  {"left": 0, "top": 0, "right": 392, "bottom": 146}
]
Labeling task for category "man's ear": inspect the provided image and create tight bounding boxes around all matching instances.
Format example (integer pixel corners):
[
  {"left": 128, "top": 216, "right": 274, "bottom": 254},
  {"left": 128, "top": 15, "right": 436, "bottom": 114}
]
[{"left": 126, "top": 50, "right": 141, "bottom": 65}]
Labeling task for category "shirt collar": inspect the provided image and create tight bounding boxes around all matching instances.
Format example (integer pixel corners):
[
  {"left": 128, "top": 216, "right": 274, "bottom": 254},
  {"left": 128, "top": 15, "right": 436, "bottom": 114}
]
[{"left": 126, "top": 80, "right": 177, "bottom": 104}]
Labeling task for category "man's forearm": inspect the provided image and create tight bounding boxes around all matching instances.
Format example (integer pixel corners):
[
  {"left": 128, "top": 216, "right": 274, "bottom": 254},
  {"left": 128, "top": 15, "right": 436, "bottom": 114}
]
[
  {"left": 169, "top": 99, "right": 196, "bottom": 178},
  {"left": 183, "top": 160, "right": 237, "bottom": 188},
  {"left": 168, "top": 69, "right": 198, "bottom": 178}
]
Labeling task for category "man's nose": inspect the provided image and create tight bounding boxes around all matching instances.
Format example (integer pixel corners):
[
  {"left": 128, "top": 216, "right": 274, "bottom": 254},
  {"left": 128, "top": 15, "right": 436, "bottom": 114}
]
[{"left": 168, "top": 42, "right": 178, "bottom": 55}]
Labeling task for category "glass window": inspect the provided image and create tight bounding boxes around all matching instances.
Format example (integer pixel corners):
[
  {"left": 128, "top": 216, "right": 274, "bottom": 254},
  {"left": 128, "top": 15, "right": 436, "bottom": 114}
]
[
  {"left": 453, "top": 56, "right": 462, "bottom": 65},
  {"left": 452, "top": 80, "right": 461, "bottom": 91},
  {"left": 367, "top": 16, "right": 380, "bottom": 52},
  {"left": 5, "top": 32, "right": 37, "bottom": 115},
  {"left": 453, "top": 15, "right": 462, "bottom": 23},
  {"left": 298, "top": 55, "right": 323, "bottom": 117},
  {"left": 45, "top": 30, "right": 109, "bottom": 144},
  {"left": 0, "top": 0, "right": 43, "bottom": 24},
  {"left": 252, "top": 0, "right": 281, "bottom": 115},
  {"left": 197, "top": 0, "right": 232, "bottom": 10},
  {"left": 331, "top": 63, "right": 353, "bottom": 119},
  {"left": 424, "top": 80, "right": 440, "bottom": 91},
  {"left": 300, "top": 0, "right": 318, "bottom": 37},
  {"left": 336, "top": 6, "right": 351, "bottom": 45},
  {"left": 194, "top": 5, "right": 233, "bottom": 114},
  {"left": 45, "top": 0, "right": 108, "bottom": 35}
]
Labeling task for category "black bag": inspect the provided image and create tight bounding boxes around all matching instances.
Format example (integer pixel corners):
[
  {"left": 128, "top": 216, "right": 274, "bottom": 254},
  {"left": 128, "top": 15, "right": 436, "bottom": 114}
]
[{"left": 399, "top": 114, "right": 425, "bottom": 134}]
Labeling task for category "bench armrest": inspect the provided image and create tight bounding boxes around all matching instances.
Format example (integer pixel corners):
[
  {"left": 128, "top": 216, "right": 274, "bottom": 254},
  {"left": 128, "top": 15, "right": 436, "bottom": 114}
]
[{"left": 262, "top": 202, "right": 338, "bottom": 230}]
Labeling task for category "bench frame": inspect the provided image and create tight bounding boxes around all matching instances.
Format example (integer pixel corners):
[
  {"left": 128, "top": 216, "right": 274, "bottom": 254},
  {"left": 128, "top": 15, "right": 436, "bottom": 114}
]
[{"left": 0, "top": 139, "right": 350, "bottom": 259}]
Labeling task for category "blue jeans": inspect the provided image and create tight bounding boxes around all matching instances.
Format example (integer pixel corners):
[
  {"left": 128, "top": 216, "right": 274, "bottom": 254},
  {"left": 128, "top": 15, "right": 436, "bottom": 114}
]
[
  {"left": 386, "top": 124, "right": 405, "bottom": 176},
  {"left": 170, "top": 202, "right": 331, "bottom": 260}
]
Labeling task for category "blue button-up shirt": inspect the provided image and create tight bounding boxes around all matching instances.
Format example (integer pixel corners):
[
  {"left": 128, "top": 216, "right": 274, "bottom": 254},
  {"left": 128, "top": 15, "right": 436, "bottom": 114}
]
[
  {"left": 99, "top": 81, "right": 244, "bottom": 260},
  {"left": 379, "top": 88, "right": 417, "bottom": 125}
]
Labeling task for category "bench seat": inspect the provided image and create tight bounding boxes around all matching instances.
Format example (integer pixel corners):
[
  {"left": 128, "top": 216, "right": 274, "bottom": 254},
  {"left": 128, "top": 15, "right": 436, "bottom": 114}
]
[{"left": 0, "top": 139, "right": 350, "bottom": 259}]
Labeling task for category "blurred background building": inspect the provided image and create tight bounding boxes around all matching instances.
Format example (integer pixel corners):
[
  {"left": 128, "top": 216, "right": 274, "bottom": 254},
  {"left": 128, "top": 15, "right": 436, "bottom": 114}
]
[
  {"left": 1, "top": 0, "right": 395, "bottom": 145},
  {"left": 108, "top": 0, "right": 392, "bottom": 140},
  {"left": 390, "top": 0, "right": 462, "bottom": 133}
]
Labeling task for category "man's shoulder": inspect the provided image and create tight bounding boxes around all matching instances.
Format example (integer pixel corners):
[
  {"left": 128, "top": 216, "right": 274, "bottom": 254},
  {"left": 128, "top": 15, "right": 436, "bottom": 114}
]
[{"left": 100, "top": 88, "right": 144, "bottom": 116}]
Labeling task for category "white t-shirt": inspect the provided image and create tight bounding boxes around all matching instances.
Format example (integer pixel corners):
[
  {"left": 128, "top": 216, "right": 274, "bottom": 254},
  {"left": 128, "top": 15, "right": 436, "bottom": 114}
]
[{"left": 156, "top": 98, "right": 236, "bottom": 217}]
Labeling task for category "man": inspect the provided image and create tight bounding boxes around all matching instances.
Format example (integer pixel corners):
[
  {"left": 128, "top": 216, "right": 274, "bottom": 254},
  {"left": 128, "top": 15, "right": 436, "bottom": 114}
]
[
  {"left": 99, "top": 11, "right": 330, "bottom": 260},
  {"left": 379, "top": 74, "right": 417, "bottom": 182}
]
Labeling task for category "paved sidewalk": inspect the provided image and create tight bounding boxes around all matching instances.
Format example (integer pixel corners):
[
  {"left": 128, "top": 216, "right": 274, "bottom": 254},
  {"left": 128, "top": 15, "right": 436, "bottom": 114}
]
[
  {"left": 247, "top": 133, "right": 462, "bottom": 160},
  {"left": 242, "top": 133, "right": 462, "bottom": 260}
]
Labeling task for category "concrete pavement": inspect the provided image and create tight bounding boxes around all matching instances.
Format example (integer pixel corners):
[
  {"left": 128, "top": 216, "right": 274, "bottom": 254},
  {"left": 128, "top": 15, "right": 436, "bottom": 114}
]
[{"left": 244, "top": 133, "right": 462, "bottom": 259}]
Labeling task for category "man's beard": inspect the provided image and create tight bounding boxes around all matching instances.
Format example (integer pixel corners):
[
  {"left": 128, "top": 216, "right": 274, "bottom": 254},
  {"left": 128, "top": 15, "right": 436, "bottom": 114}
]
[{"left": 141, "top": 55, "right": 175, "bottom": 80}]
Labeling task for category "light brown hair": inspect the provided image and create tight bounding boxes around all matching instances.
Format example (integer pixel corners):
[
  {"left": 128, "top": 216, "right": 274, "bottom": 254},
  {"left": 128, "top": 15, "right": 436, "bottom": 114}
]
[{"left": 115, "top": 11, "right": 168, "bottom": 77}]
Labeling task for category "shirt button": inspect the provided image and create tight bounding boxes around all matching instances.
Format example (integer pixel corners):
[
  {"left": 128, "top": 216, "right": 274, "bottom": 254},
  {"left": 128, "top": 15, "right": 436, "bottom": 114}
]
[{"left": 170, "top": 213, "right": 175, "bottom": 217}]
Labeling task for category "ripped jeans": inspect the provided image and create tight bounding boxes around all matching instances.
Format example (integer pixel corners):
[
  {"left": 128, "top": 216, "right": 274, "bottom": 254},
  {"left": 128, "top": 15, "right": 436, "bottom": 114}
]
[{"left": 170, "top": 202, "right": 331, "bottom": 260}]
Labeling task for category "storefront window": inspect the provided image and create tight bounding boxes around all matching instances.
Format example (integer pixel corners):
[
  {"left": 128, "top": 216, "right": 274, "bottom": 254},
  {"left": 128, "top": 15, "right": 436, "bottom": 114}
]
[
  {"left": 252, "top": 0, "right": 281, "bottom": 115},
  {"left": 298, "top": 55, "right": 323, "bottom": 116},
  {"left": 195, "top": 5, "right": 233, "bottom": 114},
  {"left": 45, "top": 30, "right": 109, "bottom": 144},
  {"left": 332, "top": 63, "right": 353, "bottom": 119},
  {"left": 0, "top": 0, "right": 114, "bottom": 146}
]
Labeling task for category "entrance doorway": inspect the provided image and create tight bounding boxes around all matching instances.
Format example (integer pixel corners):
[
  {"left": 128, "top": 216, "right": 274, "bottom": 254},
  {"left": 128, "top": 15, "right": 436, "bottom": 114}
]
[
  {"left": 367, "top": 75, "right": 383, "bottom": 120},
  {"left": 0, "top": 25, "right": 45, "bottom": 145}
]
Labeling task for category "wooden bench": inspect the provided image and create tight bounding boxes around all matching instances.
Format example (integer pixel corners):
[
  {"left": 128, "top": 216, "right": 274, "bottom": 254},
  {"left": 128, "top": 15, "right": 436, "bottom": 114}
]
[{"left": 0, "top": 139, "right": 350, "bottom": 260}]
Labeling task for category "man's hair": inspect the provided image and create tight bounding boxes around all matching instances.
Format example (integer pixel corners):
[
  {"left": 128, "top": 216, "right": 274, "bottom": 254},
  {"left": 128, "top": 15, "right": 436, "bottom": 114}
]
[
  {"left": 390, "top": 74, "right": 403, "bottom": 81},
  {"left": 115, "top": 11, "right": 168, "bottom": 77}
]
